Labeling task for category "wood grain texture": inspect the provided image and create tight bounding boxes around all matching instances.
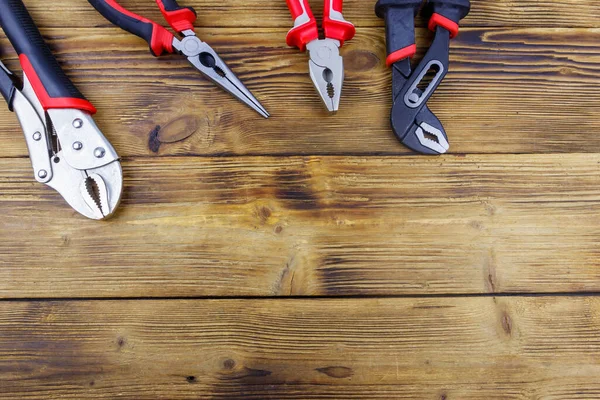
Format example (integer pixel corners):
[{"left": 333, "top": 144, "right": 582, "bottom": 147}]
[
  {"left": 16, "top": 0, "right": 600, "bottom": 28},
  {"left": 2, "top": 297, "right": 600, "bottom": 399},
  {"left": 1, "top": 155, "right": 600, "bottom": 298},
  {"left": 1, "top": 27, "right": 599, "bottom": 156},
  {"left": 1, "top": 0, "right": 599, "bottom": 398}
]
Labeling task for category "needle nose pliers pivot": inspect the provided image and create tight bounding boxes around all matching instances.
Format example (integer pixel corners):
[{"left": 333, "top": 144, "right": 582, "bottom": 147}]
[
  {"left": 285, "top": 0, "right": 355, "bottom": 112},
  {"left": 88, "top": 0, "right": 269, "bottom": 118}
]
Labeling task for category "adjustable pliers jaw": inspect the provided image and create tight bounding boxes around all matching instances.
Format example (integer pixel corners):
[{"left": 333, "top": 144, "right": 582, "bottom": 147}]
[{"left": 389, "top": 29, "right": 451, "bottom": 155}]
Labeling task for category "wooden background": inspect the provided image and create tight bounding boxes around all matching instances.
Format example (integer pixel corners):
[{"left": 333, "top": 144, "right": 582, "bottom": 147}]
[{"left": 1, "top": 0, "right": 600, "bottom": 398}]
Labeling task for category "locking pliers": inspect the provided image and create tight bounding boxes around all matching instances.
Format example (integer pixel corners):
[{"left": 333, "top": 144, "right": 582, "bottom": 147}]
[{"left": 0, "top": 0, "right": 122, "bottom": 219}]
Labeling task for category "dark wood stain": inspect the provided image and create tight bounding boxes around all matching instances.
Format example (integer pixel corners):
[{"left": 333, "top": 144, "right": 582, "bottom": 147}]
[
  {"left": 344, "top": 50, "right": 379, "bottom": 72},
  {"left": 148, "top": 125, "right": 162, "bottom": 153},
  {"left": 274, "top": 168, "right": 321, "bottom": 210},
  {"left": 219, "top": 366, "right": 272, "bottom": 380},
  {"left": 485, "top": 249, "right": 498, "bottom": 293},
  {"left": 316, "top": 366, "right": 354, "bottom": 379},
  {"left": 223, "top": 359, "right": 236, "bottom": 370},
  {"left": 502, "top": 311, "right": 513, "bottom": 336},
  {"left": 256, "top": 206, "right": 272, "bottom": 224}
]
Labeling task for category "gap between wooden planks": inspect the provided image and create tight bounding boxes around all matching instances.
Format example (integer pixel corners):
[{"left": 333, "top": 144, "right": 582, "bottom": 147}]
[
  {"left": 1, "top": 296, "right": 600, "bottom": 399},
  {"left": 1, "top": 154, "right": 599, "bottom": 298}
]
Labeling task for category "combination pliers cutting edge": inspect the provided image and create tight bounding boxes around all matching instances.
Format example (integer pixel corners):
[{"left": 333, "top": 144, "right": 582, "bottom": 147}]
[
  {"left": 285, "top": 0, "right": 355, "bottom": 112},
  {"left": 0, "top": 0, "right": 123, "bottom": 220},
  {"left": 88, "top": 0, "right": 269, "bottom": 118},
  {"left": 376, "top": 0, "right": 470, "bottom": 155}
]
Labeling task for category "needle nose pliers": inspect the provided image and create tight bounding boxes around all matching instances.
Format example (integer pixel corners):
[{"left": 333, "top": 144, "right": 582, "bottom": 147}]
[
  {"left": 285, "top": 0, "right": 355, "bottom": 112},
  {"left": 376, "top": 0, "right": 470, "bottom": 154},
  {"left": 88, "top": 0, "right": 269, "bottom": 118}
]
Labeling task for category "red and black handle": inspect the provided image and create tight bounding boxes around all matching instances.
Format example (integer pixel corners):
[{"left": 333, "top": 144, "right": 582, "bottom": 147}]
[
  {"left": 156, "top": 0, "right": 197, "bottom": 33},
  {"left": 0, "top": 0, "right": 96, "bottom": 113},
  {"left": 424, "top": 0, "right": 470, "bottom": 39},
  {"left": 375, "top": 0, "right": 422, "bottom": 67},
  {"left": 87, "top": 0, "right": 175, "bottom": 57},
  {"left": 323, "top": 0, "right": 355, "bottom": 46},
  {"left": 286, "top": 0, "right": 354, "bottom": 51}
]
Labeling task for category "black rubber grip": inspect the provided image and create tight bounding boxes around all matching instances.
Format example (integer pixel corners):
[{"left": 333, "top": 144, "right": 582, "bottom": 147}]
[
  {"left": 375, "top": 0, "right": 422, "bottom": 56},
  {"left": 160, "top": 0, "right": 196, "bottom": 15},
  {"left": 88, "top": 0, "right": 172, "bottom": 56},
  {"left": 424, "top": 0, "right": 471, "bottom": 24},
  {"left": 88, "top": 0, "right": 155, "bottom": 48},
  {"left": 0, "top": 63, "right": 18, "bottom": 110},
  {"left": 0, "top": 0, "right": 87, "bottom": 101}
]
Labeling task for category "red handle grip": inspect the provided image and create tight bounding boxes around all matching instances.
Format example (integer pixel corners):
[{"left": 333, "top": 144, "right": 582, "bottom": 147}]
[
  {"left": 156, "top": 0, "right": 197, "bottom": 33},
  {"left": 323, "top": 0, "right": 355, "bottom": 46},
  {"left": 285, "top": 0, "right": 318, "bottom": 51}
]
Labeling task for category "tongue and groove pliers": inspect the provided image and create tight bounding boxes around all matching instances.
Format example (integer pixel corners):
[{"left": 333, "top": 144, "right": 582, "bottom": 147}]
[
  {"left": 88, "top": 0, "right": 269, "bottom": 118},
  {"left": 376, "top": 0, "right": 470, "bottom": 155},
  {"left": 285, "top": 0, "right": 355, "bottom": 112},
  {"left": 0, "top": 0, "right": 123, "bottom": 219}
]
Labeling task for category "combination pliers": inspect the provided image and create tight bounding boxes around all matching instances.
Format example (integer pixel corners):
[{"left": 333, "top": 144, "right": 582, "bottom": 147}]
[
  {"left": 0, "top": 0, "right": 123, "bottom": 219},
  {"left": 285, "top": 0, "right": 356, "bottom": 112}
]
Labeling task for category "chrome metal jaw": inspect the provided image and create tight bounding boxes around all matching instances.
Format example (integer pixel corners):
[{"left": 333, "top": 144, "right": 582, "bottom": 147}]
[
  {"left": 307, "top": 38, "right": 344, "bottom": 112},
  {"left": 415, "top": 122, "right": 449, "bottom": 154}
]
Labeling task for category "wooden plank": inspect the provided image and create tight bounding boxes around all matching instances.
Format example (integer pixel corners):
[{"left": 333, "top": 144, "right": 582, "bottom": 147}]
[
  {"left": 18, "top": 0, "right": 600, "bottom": 28},
  {"left": 1, "top": 154, "right": 600, "bottom": 298},
  {"left": 1, "top": 27, "right": 599, "bottom": 156},
  {"left": 1, "top": 297, "right": 600, "bottom": 399}
]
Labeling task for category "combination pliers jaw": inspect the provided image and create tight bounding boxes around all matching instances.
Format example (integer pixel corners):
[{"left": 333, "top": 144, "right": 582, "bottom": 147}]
[
  {"left": 285, "top": 0, "right": 356, "bottom": 112},
  {"left": 0, "top": 0, "right": 123, "bottom": 220},
  {"left": 376, "top": 0, "right": 470, "bottom": 155}
]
